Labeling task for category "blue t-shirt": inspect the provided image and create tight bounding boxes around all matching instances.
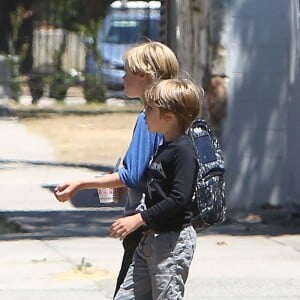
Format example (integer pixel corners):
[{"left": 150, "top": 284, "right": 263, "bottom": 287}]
[{"left": 118, "top": 111, "right": 162, "bottom": 214}]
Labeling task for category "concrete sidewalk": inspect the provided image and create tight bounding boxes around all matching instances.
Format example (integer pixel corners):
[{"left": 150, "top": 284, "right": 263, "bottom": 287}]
[
  {"left": 0, "top": 118, "right": 122, "bottom": 299},
  {"left": 0, "top": 117, "right": 300, "bottom": 299}
]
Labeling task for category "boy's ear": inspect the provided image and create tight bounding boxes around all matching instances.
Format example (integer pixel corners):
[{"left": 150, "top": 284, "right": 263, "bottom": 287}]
[
  {"left": 138, "top": 72, "right": 149, "bottom": 82},
  {"left": 164, "top": 111, "right": 176, "bottom": 121}
]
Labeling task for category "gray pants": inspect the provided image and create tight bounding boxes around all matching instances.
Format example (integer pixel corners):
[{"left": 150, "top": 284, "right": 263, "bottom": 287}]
[{"left": 114, "top": 225, "right": 197, "bottom": 300}]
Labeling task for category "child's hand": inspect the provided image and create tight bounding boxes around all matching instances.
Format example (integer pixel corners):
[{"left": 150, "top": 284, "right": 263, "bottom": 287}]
[
  {"left": 110, "top": 214, "right": 145, "bottom": 240},
  {"left": 54, "top": 182, "right": 79, "bottom": 202}
]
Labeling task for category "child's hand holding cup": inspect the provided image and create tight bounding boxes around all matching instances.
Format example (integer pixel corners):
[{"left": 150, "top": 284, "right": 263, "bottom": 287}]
[{"left": 95, "top": 158, "right": 122, "bottom": 204}]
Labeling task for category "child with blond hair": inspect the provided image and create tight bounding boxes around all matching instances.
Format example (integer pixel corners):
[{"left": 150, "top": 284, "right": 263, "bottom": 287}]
[
  {"left": 111, "top": 78, "right": 202, "bottom": 299},
  {"left": 54, "top": 41, "right": 180, "bottom": 296}
]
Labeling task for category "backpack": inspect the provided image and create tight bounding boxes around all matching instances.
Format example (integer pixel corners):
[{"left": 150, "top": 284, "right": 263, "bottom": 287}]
[{"left": 187, "top": 118, "right": 226, "bottom": 231}]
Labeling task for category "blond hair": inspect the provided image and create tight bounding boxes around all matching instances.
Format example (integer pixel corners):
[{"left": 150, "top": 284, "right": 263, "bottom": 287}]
[
  {"left": 145, "top": 79, "right": 202, "bottom": 130},
  {"left": 123, "top": 41, "right": 179, "bottom": 82}
]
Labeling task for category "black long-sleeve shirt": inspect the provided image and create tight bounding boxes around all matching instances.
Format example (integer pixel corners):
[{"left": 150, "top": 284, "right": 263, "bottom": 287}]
[{"left": 141, "top": 134, "right": 198, "bottom": 232}]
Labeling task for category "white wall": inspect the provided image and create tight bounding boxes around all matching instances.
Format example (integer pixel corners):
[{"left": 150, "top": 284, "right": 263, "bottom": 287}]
[{"left": 220, "top": 0, "right": 297, "bottom": 213}]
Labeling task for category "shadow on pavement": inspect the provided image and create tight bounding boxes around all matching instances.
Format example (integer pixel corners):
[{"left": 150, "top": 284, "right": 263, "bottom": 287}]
[
  {"left": 202, "top": 215, "right": 300, "bottom": 236},
  {"left": 0, "top": 209, "right": 124, "bottom": 240},
  {"left": 42, "top": 185, "right": 126, "bottom": 208},
  {"left": 0, "top": 159, "right": 299, "bottom": 240},
  {"left": 1, "top": 176, "right": 127, "bottom": 240},
  {"left": 1, "top": 209, "right": 300, "bottom": 241}
]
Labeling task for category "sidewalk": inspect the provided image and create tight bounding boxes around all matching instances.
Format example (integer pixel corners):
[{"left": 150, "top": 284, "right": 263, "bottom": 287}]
[
  {"left": 0, "top": 116, "right": 300, "bottom": 299},
  {"left": 0, "top": 117, "right": 122, "bottom": 299}
]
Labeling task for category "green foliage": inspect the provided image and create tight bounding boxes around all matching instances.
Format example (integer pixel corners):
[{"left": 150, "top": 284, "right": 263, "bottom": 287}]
[
  {"left": 37, "top": 0, "right": 82, "bottom": 30},
  {"left": 78, "top": 18, "right": 106, "bottom": 103},
  {"left": 83, "top": 73, "right": 106, "bottom": 103},
  {"left": 48, "top": 71, "right": 74, "bottom": 100},
  {"left": 8, "top": 5, "right": 30, "bottom": 60},
  {"left": 5, "top": 55, "right": 21, "bottom": 101},
  {"left": 10, "top": 76, "right": 22, "bottom": 101},
  {"left": 78, "top": 18, "right": 103, "bottom": 64},
  {"left": 6, "top": 5, "right": 30, "bottom": 101}
]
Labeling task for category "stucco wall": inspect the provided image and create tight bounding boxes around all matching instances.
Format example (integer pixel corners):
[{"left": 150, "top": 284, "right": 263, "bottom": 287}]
[{"left": 220, "top": 0, "right": 296, "bottom": 213}]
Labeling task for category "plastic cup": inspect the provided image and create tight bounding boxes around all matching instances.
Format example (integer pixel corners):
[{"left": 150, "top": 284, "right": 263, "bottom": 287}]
[{"left": 95, "top": 175, "right": 118, "bottom": 203}]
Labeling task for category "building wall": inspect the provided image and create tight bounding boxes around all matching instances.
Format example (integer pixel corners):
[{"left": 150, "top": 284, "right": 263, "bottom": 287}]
[
  {"left": 220, "top": 0, "right": 297, "bottom": 213},
  {"left": 286, "top": 0, "right": 300, "bottom": 214}
]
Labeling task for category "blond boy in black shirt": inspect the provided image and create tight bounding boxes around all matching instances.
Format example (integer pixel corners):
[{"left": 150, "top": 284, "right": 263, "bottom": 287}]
[{"left": 111, "top": 79, "right": 202, "bottom": 299}]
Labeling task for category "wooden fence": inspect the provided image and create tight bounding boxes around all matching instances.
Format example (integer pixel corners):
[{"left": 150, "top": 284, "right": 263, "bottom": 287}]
[{"left": 32, "top": 28, "right": 86, "bottom": 74}]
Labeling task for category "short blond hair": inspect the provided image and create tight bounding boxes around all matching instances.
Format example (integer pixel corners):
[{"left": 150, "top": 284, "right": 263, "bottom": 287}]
[
  {"left": 145, "top": 79, "right": 202, "bottom": 130},
  {"left": 124, "top": 41, "right": 179, "bottom": 82}
]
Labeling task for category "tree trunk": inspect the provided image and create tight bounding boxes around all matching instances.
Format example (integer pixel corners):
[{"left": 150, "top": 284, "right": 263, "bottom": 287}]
[{"left": 177, "top": 0, "right": 210, "bottom": 86}]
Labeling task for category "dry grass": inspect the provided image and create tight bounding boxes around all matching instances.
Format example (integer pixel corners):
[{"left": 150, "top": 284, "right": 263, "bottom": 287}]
[{"left": 20, "top": 113, "right": 138, "bottom": 166}]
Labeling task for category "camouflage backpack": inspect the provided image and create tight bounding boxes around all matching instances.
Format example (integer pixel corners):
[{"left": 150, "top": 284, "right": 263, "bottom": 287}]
[{"left": 188, "top": 118, "right": 226, "bottom": 231}]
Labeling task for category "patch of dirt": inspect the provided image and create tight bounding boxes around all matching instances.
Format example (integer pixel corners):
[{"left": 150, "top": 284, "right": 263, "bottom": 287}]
[
  {"left": 54, "top": 267, "right": 115, "bottom": 281},
  {"left": 20, "top": 113, "right": 138, "bottom": 166}
]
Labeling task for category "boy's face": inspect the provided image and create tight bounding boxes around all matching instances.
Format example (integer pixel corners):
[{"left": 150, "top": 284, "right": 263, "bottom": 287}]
[
  {"left": 123, "top": 69, "right": 148, "bottom": 99},
  {"left": 144, "top": 100, "right": 179, "bottom": 138},
  {"left": 144, "top": 102, "right": 162, "bottom": 133}
]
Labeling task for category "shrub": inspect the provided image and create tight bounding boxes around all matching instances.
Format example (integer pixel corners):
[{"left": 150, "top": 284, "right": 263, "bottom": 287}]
[
  {"left": 28, "top": 73, "right": 44, "bottom": 104},
  {"left": 83, "top": 73, "right": 106, "bottom": 103},
  {"left": 49, "top": 71, "right": 73, "bottom": 100}
]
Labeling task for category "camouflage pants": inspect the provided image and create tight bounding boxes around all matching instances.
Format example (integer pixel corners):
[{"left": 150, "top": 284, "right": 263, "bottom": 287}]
[{"left": 114, "top": 225, "right": 197, "bottom": 300}]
